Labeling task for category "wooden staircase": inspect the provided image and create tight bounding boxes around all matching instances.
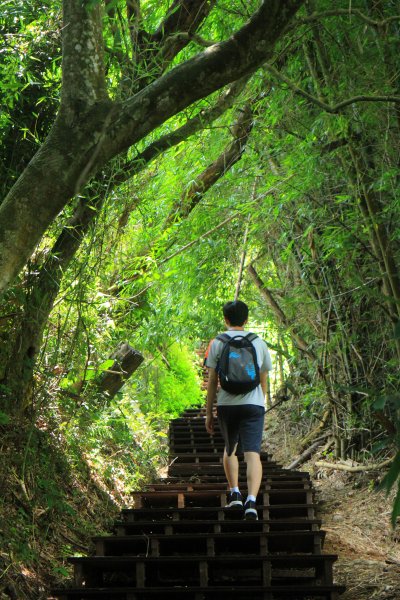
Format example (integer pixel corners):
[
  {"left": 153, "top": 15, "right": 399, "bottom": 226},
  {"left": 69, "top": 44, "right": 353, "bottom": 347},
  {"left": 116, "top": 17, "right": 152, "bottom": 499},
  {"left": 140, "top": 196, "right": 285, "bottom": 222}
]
[{"left": 51, "top": 407, "right": 345, "bottom": 599}]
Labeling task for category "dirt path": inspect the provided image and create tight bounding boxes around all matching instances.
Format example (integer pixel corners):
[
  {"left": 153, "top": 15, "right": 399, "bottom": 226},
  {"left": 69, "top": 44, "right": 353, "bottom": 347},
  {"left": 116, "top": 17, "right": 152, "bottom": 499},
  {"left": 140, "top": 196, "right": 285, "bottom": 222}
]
[
  {"left": 313, "top": 472, "right": 400, "bottom": 600},
  {"left": 265, "top": 419, "right": 400, "bottom": 600}
]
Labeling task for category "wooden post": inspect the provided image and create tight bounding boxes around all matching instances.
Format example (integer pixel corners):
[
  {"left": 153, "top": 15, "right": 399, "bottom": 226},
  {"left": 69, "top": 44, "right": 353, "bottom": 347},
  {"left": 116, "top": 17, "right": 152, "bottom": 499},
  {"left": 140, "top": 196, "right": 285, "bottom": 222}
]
[{"left": 97, "top": 342, "right": 144, "bottom": 398}]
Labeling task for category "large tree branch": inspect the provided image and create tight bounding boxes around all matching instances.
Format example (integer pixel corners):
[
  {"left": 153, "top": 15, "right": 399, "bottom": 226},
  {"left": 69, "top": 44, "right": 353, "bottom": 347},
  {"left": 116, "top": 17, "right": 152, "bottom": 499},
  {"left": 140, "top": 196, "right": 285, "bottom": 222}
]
[
  {"left": 164, "top": 103, "right": 254, "bottom": 226},
  {"left": 130, "top": 0, "right": 216, "bottom": 86},
  {"left": 0, "top": 0, "right": 303, "bottom": 294},
  {"left": 7, "top": 79, "right": 249, "bottom": 373},
  {"left": 114, "top": 76, "right": 250, "bottom": 184},
  {"left": 105, "top": 0, "right": 304, "bottom": 161},
  {"left": 154, "top": 0, "right": 217, "bottom": 63}
]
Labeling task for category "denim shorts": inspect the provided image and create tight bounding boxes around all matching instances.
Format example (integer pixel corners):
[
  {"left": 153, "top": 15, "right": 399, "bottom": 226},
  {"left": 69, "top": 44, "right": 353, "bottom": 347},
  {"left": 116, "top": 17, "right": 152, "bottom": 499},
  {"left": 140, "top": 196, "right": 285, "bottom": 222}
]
[{"left": 217, "top": 404, "right": 265, "bottom": 456}]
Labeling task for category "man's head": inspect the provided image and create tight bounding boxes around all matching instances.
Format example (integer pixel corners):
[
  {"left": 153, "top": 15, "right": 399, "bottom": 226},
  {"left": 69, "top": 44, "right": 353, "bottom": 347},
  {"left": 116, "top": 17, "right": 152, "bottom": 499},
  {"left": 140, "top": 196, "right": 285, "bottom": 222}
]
[{"left": 222, "top": 300, "right": 249, "bottom": 327}]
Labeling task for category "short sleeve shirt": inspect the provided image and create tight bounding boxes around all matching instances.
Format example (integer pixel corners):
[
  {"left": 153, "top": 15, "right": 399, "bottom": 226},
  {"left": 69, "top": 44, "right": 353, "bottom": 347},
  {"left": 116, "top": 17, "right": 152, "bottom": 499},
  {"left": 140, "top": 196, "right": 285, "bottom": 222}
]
[{"left": 206, "top": 330, "right": 272, "bottom": 407}]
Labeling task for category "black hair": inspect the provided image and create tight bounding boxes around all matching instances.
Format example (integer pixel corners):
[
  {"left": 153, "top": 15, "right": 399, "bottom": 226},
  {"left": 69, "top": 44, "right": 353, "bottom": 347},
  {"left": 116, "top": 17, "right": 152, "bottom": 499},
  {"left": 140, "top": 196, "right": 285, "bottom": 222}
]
[{"left": 222, "top": 300, "right": 249, "bottom": 326}]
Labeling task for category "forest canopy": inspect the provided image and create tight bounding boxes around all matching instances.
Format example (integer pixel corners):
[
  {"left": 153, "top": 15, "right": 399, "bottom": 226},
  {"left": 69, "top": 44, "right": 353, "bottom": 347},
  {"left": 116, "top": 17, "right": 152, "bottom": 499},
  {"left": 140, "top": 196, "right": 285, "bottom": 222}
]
[{"left": 1, "top": 0, "right": 400, "bottom": 593}]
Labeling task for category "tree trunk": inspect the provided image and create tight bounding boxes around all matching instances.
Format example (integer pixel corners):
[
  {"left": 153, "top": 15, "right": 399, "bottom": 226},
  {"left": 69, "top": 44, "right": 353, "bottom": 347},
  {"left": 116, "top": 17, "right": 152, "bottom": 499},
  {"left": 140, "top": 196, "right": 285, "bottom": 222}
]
[
  {"left": 1, "top": 193, "right": 105, "bottom": 409},
  {"left": 1, "top": 81, "right": 249, "bottom": 410}
]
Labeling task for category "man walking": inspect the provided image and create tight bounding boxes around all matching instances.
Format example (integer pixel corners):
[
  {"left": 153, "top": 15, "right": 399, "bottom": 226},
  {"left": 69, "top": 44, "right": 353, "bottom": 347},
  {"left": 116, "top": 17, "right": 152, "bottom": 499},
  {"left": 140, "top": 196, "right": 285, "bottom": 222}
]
[{"left": 205, "top": 300, "right": 272, "bottom": 520}]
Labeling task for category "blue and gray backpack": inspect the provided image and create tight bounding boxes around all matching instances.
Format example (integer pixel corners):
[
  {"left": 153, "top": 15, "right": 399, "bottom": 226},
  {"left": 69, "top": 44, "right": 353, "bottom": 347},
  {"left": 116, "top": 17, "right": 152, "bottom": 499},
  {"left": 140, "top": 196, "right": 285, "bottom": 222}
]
[{"left": 216, "top": 333, "right": 260, "bottom": 395}]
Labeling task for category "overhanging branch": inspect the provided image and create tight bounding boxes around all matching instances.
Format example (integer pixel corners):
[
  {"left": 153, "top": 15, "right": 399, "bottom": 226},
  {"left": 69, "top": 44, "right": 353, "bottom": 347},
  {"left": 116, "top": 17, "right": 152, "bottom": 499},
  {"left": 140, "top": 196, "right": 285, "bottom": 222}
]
[
  {"left": 105, "top": 0, "right": 305, "bottom": 161},
  {"left": 265, "top": 63, "right": 400, "bottom": 114},
  {"left": 114, "top": 76, "right": 250, "bottom": 185},
  {"left": 293, "top": 9, "right": 400, "bottom": 29}
]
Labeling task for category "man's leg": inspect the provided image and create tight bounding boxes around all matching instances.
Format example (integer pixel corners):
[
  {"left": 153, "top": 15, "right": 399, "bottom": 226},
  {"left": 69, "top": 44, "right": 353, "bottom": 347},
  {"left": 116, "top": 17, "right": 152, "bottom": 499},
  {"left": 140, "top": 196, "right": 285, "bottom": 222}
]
[
  {"left": 239, "top": 405, "right": 265, "bottom": 520},
  {"left": 218, "top": 407, "right": 243, "bottom": 509},
  {"left": 223, "top": 444, "right": 243, "bottom": 508},
  {"left": 223, "top": 444, "right": 239, "bottom": 489},
  {"left": 244, "top": 451, "right": 262, "bottom": 497}
]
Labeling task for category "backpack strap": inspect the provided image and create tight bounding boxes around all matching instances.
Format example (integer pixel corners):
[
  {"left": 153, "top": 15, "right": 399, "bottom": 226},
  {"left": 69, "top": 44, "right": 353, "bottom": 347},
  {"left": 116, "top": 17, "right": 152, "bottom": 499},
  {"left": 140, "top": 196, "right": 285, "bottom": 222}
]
[
  {"left": 216, "top": 333, "right": 231, "bottom": 342},
  {"left": 245, "top": 333, "right": 258, "bottom": 343},
  {"left": 216, "top": 332, "right": 258, "bottom": 343}
]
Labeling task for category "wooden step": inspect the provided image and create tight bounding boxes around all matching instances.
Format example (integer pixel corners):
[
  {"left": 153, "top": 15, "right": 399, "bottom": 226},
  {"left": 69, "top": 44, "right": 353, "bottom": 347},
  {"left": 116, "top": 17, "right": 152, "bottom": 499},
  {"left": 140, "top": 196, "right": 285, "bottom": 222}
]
[
  {"left": 114, "top": 517, "right": 323, "bottom": 536},
  {"left": 168, "top": 451, "right": 272, "bottom": 463},
  {"left": 121, "top": 503, "right": 317, "bottom": 522},
  {"left": 168, "top": 462, "right": 279, "bottom": 476},
  {"left": 143, "top": 480, "right": 312, "bottom": 492},
  {"left": 158, "top": 471, "right": 310, "bottom": 485},
  {"left": 92, "top": 530, "right": 325, "bottom": 556},
  {"left": 130, "top": 488, "right": 313, "bottom": 509},
  {"left": 68, "top": 554, "right": 338, "bottom": 587},
  {"left": 52, "top": 584, "right": 345, "bottom": 599},
  {"left": 169, "top": 443, "right": 226, "bottom": 452}
]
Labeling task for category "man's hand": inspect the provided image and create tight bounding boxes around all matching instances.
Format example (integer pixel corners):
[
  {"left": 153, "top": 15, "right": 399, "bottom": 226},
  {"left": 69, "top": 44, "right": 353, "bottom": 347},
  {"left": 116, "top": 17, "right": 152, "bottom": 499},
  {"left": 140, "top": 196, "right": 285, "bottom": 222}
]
[
  {"left": 206, "top": 413, "right": 214, "bottom": 434},
  {"left": 205, "top": 367, "right": 218, "bottom": 434}
]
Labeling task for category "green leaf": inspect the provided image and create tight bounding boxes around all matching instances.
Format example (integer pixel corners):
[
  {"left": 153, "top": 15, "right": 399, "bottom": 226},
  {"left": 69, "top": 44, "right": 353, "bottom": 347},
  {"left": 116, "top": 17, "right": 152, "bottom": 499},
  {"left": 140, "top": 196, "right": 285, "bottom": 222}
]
[
  {"left": 379, "top": 452, "right": 400, "bottom": 494},
  {"left": 98, "top": 359, "right": 114, "bottom": 372},
  {"left": 373, "top": 395, "right": 400, "bottom": 411},
  {"left": 52, "top": 566, "right": 70, "bottom": 577},
  {"left": 83, "top": 368, "right": 97, "bottom": 381},
  {"left": 371, "top": 439, "right": 389, "bottom": 453},
  {"left": 391, "top": 481, "right": 400, "bottom": 528},
  {"left": 0, "top": 411, "right": 10, "bottom": 425},
  {"left": 372, "top": 396, "right": 386, "bottom": 410}
]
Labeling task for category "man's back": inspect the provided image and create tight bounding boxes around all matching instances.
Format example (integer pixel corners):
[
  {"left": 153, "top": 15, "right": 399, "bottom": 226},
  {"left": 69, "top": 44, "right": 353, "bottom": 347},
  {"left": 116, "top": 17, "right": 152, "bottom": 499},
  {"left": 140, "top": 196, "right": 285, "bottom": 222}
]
[{"left": 206, "top": 329, "right": 272, "bottom": 406}]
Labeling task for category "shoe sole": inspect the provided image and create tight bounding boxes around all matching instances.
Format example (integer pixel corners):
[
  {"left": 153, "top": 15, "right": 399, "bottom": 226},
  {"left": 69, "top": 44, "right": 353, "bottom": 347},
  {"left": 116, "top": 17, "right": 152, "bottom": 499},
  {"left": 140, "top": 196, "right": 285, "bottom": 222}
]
[
  {"left": 225, "top": 501, "right": 244, "bottom": 509},
  {"left": 244, "top": 508, "right": 258, "bottom": 520}
]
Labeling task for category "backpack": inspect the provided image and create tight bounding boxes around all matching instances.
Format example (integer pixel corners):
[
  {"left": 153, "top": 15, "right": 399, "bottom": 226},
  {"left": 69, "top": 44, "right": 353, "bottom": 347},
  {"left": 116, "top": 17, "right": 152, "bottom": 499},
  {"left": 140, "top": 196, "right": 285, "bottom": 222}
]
[{"left": 216, "top": 333, "right": 260, "bottom": 395}]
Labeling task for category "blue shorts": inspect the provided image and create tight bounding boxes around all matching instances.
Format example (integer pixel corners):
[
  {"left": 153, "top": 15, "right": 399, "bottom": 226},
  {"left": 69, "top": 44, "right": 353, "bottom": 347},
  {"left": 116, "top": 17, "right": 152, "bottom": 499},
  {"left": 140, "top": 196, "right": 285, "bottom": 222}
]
[{"left": 217, "top": 404, "right": 265, "bottom": 456}]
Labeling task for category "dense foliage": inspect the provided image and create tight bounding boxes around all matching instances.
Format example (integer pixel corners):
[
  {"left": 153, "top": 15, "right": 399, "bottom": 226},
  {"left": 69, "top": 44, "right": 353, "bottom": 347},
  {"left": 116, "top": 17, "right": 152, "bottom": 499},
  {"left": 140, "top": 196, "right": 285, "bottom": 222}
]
[{"left": 0, "top": 0, "right": 399, "bottom": 596}]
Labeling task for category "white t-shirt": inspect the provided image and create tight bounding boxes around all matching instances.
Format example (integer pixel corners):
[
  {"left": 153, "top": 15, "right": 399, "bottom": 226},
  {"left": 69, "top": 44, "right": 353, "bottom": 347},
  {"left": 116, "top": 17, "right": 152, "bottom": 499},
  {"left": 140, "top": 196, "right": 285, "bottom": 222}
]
[{"left": 206, "top": 330, "right": 272, "bottom": 407}]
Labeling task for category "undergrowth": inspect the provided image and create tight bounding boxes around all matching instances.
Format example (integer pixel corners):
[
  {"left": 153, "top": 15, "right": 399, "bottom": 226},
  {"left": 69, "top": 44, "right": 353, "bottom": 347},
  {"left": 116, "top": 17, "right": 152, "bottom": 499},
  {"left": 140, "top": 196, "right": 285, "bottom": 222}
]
[{"left": 0, "top": 343, "right": 203, "bottom": 599}]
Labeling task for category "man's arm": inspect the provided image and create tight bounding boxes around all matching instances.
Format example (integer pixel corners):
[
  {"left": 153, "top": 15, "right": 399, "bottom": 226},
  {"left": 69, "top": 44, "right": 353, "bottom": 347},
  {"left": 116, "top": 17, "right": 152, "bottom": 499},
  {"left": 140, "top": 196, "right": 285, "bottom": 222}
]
[
  {"left": 206, "top": 367, "right": 218, "bottom": 434},
  {"left": 260, "top": 370, "right": 267, "bottom": 397}
]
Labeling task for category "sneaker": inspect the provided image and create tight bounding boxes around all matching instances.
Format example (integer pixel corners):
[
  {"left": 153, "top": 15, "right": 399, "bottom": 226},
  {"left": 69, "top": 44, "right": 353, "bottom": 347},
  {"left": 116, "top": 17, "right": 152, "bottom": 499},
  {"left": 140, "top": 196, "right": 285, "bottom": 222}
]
[
  {"left": 244, "top": 499, "right": 258, "bottom": 520},
  {"left": 225, "top": 491, "right": 243, "bottom": 509}
]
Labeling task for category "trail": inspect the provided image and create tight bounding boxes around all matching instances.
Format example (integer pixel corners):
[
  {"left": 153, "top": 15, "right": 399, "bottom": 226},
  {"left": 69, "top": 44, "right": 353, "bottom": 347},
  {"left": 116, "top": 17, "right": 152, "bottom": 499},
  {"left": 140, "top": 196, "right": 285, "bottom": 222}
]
[{"left": 51, "top": 407, "right": 344, "bottom": 599}]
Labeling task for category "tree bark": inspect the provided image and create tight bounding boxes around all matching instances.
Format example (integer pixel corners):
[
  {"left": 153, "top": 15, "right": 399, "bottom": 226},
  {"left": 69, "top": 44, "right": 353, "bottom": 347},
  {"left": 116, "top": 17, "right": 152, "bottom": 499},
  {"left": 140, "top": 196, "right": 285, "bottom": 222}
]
[{"left": 0, "top": 7, "right": 253, "bottom": 407}]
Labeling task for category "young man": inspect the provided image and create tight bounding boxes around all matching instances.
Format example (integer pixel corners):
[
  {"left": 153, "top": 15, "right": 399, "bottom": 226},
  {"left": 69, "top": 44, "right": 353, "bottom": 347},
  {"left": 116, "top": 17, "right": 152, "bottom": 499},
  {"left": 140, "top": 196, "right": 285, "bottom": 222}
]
[{"left": 205, "top": 300, "right": 272, "bottom": 520}]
